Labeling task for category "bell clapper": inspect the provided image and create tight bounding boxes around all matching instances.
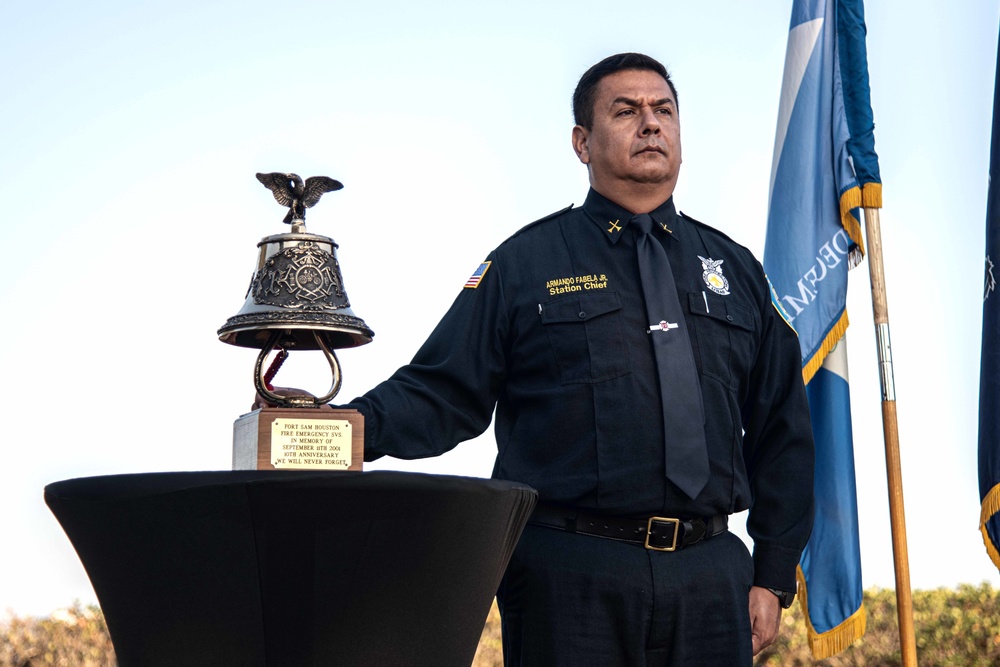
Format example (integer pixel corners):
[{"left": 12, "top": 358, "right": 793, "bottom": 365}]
[
  {"left": 253, "top": 330, "right": 343, "bottom": 408},
  {"left": 262, "top": 348, "right": 289, "bottom": 391}
]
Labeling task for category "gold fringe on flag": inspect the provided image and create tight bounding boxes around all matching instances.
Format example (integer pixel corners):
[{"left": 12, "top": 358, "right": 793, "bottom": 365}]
[
  {"left": 794, "top": 181, "right": 880, "bottom": 659},
  {"left": 801, "top": 310, "right": 850, "bottom": 385},
  {"left": 839, "top": 186, "right": 866, "bottom": 267},
  {"left": 979, "top": 483, "right": 1000, "bottom": 570},
  {"left": 800, "top": 180, "right": 882, "bottom": 382},
  {"left": 796, "top": 565, "right": 868, "bottom": 660},
  {"left": 862, "top": 182, "right": 883, "bottom": 208}
]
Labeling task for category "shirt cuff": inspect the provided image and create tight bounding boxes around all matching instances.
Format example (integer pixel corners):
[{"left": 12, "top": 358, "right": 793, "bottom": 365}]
[{"left": 752, "top": 543, "right": 803, "bottom": 592}]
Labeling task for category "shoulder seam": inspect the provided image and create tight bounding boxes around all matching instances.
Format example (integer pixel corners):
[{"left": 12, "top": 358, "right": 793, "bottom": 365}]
[
  {"left": 504, "top": 204, "right": 574, "bottom": 242},
  {"left": 679, "top": 210, "right": 751, "bottom": 255}
]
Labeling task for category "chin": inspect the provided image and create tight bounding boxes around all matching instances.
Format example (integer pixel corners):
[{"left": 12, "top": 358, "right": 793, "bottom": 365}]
[{"left": 627, "top": 170, "right": 676, "bottom": 186}]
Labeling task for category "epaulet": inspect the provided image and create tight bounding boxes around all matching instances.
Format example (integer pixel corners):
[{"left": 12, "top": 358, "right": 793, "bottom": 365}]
[
  {"left": 507, "top": 204, "right": 574, "bottom": 240},
  {"left": 679, "top": 210, "right": 747, "bottom": 252}
]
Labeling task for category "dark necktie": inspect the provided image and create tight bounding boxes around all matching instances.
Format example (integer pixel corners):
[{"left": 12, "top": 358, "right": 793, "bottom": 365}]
[{"left": 631, "top": 213, "right": 710, "bottom": 499}]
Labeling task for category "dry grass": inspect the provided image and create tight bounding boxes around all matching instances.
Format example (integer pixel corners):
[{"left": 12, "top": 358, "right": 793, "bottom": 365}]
[
  {"left": 1, "top": 603, "right": 114, "bottom": 667},
  {"left": 5, "top": 585, "right": 1000, "bottom": 666}
]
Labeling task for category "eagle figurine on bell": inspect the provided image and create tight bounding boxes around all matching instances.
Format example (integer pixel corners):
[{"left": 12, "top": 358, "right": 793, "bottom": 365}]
[{"left": 218, "top": 172, "right": 374, "bottom": 408}]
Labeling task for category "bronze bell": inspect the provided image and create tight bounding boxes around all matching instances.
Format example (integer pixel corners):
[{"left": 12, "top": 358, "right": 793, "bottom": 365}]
[{"left": 218, "top": 172, "right": 373, "bottom": 406}]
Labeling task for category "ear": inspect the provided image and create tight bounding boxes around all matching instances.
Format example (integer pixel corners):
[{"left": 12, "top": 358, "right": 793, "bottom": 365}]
[{"left": 571, "top": 125, "right": 590, "bottom": 165}]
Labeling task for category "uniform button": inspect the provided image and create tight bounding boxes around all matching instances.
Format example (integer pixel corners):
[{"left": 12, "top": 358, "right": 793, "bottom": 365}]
[
  {"left": 578, "top": 311, "right": 587, "bottom": 319},
  {"left": 726, "top": 315, "right": 734, "bottom": 322}
]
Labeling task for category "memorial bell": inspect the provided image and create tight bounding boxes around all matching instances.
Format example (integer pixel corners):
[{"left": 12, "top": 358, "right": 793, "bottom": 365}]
[{"left": 218, "top": 172, "right": 373, "bottom": 407}]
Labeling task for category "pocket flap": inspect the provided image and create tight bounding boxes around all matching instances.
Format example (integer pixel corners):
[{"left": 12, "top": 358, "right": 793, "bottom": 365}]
[
  {"left": 540, "top": 292, "right": 623, "bottom": 324},
  {"left": 687, "top": 293, "right": 756, "bottom": 332}
]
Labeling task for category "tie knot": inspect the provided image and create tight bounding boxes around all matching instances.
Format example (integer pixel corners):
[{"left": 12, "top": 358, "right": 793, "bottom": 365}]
[{"left": 630, "top": 213, "right": 655, "bottom": 235}]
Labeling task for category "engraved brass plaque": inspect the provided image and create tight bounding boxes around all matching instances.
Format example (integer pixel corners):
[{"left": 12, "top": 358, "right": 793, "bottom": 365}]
[{"left": 269, "top": 418, "right": 353, "bottom": 470}]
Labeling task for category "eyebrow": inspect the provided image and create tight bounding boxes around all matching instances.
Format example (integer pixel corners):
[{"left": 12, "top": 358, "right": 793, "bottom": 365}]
[{"left": 610, "top": 96, "right": 675, "bottom": 109}]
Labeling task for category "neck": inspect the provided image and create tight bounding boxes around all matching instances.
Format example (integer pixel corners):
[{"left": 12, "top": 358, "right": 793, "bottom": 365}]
[{"left": 589, "top": 178, "right": 674, "bottom": 215}]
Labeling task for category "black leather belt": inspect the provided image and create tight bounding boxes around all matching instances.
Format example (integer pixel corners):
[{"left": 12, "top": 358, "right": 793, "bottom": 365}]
[{"left": 528, "top": 504, "right": 728, "bottom": 552}]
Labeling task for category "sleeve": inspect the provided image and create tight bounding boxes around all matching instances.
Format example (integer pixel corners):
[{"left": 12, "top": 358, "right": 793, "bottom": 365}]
[
  {"left": 343, "top": 252, "right": 510, "bottom": 462},
  {"left": 741, "top": 268, "right": 815, "bottom": 592}
]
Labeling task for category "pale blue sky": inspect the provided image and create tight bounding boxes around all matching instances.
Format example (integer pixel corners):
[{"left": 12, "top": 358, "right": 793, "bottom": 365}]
[{"left": 1, "top": 1, "right": 998, "bottom": 616}]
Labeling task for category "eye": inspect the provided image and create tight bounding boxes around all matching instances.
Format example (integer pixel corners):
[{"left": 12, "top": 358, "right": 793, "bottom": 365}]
[
  {"left": 616, "top": 108, "right": 636, "bottom": 116},
  {"left": 655, "top": 107, "right": 673, "bottom": 116}
]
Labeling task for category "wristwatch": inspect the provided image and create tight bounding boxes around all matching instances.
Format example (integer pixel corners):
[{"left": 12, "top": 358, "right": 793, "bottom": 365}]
[{"left": 766, "top": 587, "right": 795, "bottom": 609}]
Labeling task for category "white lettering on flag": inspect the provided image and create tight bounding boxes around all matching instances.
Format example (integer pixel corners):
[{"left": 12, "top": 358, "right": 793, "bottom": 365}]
[{"left": 779, "top": 229, "right": 852, "bottom": 320}]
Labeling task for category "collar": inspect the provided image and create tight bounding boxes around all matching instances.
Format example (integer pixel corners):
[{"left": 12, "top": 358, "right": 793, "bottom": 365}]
[{"left": 582, "top": 188, "right": 680, "bottom": 245}]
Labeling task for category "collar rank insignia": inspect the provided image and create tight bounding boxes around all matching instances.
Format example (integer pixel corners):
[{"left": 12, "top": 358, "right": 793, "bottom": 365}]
[{"left": 698, "top": 256, "right": 730, "bottom": 295}]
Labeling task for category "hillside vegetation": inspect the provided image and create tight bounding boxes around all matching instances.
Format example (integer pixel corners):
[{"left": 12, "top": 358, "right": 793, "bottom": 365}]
[{"left": 3, "top": 584, "right": 998, "bottom": 666}]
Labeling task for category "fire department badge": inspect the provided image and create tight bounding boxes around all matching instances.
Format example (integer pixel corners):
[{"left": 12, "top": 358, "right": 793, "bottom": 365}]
[{"left": 698, "top": 256, "right": 730, "bottom": 295}]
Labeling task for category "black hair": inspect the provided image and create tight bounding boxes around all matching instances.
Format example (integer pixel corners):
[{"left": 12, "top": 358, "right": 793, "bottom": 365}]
[{"left": 572, "top": 53, "right": 678, "bottom": 129}]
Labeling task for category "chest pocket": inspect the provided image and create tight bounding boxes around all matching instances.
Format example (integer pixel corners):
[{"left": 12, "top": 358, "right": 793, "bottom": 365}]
[
  {"left": 687, "top": 292, "right": 759, "bottom": 388},
  {"left": 540, "top": 291, "right": 631, "bottom": 384}
]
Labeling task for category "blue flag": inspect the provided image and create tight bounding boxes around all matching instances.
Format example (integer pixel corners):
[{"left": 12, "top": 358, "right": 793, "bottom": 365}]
[
  {"left": 979, "top": 26, "right": 1000, "bottom": 572},
  {"left": 763, "top": 0, "right": 878, "bottom": 657}
]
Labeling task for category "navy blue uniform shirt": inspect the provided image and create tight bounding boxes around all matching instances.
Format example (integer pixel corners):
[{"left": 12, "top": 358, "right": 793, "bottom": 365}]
[{"left": 347, "top": 189, "right": 814, "bottom": 591}]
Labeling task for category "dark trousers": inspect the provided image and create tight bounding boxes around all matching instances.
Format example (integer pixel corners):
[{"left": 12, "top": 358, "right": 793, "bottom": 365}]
[{"left": 496, "top": 523, "right": 754, "bottom": 666}]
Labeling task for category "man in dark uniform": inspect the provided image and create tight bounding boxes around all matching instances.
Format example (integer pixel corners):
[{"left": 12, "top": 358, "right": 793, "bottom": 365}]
[{"left": 265, "top": 53, "right": 814, "bottom": 665}]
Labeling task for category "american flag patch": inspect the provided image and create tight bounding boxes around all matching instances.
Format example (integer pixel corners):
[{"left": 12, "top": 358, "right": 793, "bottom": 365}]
[{"left": 464, "top": 261, "right": 492, "bottom": 289}]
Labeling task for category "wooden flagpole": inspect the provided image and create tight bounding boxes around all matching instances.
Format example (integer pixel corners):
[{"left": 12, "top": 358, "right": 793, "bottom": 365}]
[{"left": 862, "top": 206, "right": 918, "bottom": 666}]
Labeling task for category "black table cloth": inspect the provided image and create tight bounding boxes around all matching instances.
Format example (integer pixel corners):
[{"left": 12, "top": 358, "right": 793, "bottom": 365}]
[{"left": 45, "top": 470, "right": 537, "bottom": 666}]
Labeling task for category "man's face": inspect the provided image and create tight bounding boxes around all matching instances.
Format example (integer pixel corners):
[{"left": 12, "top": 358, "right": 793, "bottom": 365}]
[{"left": 572, "top": 69, "right": 681, "bottom": 195}]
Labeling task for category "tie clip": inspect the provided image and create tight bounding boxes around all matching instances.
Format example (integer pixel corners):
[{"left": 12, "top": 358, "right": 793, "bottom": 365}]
[{"left": 648, "top": 320, "right": 679, "bottom": 333}]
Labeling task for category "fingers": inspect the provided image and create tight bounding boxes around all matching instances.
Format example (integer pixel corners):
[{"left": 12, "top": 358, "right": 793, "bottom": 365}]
[
  {"left": 251, "top": 394, "right": 272, "bottom": 411},
  {"left": 748, "top": 585, "right": 781, "bottom": 656},
  {"left": 751, "top": 624, "right": 774, "bottom": 655},
  {"left": 250, "top": 386, "right": 331, "bottom": 411},
  {"left": 250, "top": 386, "right": 296, "bottom": 411}
]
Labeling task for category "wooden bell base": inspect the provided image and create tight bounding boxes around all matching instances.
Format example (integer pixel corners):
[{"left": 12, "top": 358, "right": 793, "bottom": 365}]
[{"left": 233, "top": 407, "right": 364, "bottom": 471}]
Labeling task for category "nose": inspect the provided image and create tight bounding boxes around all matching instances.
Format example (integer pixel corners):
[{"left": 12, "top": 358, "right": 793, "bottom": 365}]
[{"left": 639, "top": 106, "right": 660, "bottom": 135}]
